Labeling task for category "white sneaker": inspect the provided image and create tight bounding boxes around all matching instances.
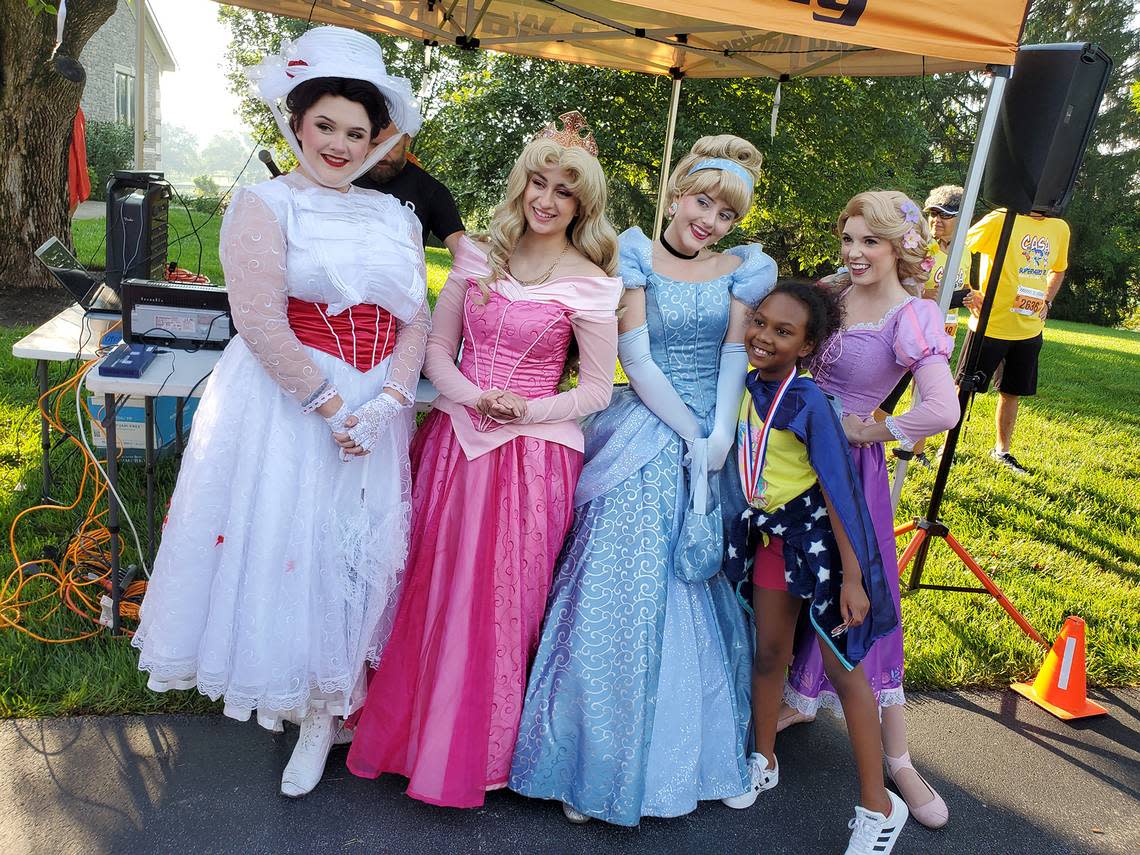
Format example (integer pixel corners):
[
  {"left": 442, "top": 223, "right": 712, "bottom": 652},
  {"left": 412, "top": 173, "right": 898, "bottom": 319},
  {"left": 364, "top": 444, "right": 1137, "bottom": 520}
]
[
  {"left": 722, "top": 752, "right": 779, "bottom": 809},
  {"left": 280, "top": 712, "right": 336, "bottom": 798},
  {"left": 845, "top": 789, "right": 909, "bottom": 855}
]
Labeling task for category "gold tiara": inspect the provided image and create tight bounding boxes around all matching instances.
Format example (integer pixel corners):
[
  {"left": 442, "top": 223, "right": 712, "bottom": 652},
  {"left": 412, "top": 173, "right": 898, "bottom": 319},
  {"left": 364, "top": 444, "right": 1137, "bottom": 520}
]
[{"left": 533, "top": 111, "right": 598, "bottom": 157}]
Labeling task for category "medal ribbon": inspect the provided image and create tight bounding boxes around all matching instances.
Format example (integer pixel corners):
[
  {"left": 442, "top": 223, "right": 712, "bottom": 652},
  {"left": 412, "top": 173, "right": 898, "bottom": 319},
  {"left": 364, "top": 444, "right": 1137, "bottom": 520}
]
[{"left": 739, "top": 369, "right": 797, "bottom": 506}]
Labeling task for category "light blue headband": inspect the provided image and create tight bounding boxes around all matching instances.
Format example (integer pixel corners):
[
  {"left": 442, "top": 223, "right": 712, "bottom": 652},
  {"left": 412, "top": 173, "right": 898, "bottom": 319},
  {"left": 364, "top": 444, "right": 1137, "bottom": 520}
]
[{"left": 686, "top": 158, "right": 755, "bottom": 193}]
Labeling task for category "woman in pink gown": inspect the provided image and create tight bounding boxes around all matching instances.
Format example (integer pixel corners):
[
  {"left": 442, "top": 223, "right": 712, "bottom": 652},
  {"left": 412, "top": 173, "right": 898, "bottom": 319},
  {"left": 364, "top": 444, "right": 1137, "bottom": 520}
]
[{"left": 346, "top": 115, "right": 622, "bottom": 808}]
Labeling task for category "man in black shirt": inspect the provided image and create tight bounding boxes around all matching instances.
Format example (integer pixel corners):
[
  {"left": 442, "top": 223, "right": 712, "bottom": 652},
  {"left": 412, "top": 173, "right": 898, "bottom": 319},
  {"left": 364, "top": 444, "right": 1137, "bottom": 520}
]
[{"left": 354, "top": 125, "right": 465, "bottom": 255}]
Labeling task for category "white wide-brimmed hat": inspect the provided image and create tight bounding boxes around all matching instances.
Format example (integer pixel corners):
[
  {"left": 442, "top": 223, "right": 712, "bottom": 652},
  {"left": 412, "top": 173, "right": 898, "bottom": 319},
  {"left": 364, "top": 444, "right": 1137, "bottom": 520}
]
[{"left": 247, "top": 26, "right": 422, "bottom": 187}]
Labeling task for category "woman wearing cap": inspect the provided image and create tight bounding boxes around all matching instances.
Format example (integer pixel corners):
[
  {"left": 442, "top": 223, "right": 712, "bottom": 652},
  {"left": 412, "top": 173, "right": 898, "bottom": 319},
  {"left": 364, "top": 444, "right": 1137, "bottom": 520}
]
[
  {"left": 509, "top": 135, "right": 777, "bottom": 826},
  {"left": 345, "top": 113, "right": 622, "bottom": 808},
  {"left": 131, "top": 27, "right": 429, "bottom": 798}
]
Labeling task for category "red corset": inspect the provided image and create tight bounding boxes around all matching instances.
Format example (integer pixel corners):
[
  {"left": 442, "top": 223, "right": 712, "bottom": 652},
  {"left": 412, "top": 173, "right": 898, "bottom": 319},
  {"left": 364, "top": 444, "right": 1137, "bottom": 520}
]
[{"left": 287, "top": 298, "right": 395, "bottom": 372}]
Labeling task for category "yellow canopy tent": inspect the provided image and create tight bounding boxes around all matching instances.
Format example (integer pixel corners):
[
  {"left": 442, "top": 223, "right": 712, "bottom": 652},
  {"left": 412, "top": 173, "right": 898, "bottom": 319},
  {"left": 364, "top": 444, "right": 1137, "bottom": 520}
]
[
  {"left": 214, "top": 0, "right": 1027, "bottom": 74},
  {"left": 215, "top": 1, "right": 1031, "bottom": 246}
]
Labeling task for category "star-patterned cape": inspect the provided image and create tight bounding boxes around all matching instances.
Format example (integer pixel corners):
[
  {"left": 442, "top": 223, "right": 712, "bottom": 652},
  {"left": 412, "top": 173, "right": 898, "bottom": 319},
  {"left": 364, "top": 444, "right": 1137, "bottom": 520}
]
[{"left": 726, "top": 370, "right": 898, "bottom": 669}]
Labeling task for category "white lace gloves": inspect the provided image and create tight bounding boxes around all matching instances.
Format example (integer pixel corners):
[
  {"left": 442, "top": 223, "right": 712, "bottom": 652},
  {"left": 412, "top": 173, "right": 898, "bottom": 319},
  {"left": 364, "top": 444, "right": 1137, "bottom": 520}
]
[
  {"left": 323, "top": 400, "right": 351, "bottom": 434},
  {"left": 618, "top": 324, "right": 700, "bottom": 443},
  {"left": 344, "top": 392, "right": 403, "bottom": 453},
  {"left": 708, "top": 343, "right": 749, "bottom": 471},
  {"left": 325, "top": 388, "right": 407, "bottom": 460}
]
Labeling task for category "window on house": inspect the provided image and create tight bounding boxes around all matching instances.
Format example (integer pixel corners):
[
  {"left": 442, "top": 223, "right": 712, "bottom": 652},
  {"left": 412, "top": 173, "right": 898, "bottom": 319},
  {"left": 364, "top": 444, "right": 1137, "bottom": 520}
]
[{"left": 115, "top": 69, "right": 136, "bottom": 126}]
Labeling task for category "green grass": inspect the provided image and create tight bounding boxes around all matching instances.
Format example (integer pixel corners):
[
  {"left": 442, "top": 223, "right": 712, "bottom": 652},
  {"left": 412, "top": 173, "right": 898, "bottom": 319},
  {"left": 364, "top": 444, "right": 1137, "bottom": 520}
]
[
  {"left": 892, "top": 319, "right": 1140, "bottom": 690},
  {"left": 2, "top": 305, "right": 1138, "bottom": 715}
]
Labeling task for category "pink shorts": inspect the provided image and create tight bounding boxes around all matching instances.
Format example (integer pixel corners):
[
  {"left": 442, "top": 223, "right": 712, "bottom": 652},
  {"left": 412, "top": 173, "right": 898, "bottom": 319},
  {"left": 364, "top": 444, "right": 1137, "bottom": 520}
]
[{"left": 752, "top": 535, "right": 788, "bottom": 591}]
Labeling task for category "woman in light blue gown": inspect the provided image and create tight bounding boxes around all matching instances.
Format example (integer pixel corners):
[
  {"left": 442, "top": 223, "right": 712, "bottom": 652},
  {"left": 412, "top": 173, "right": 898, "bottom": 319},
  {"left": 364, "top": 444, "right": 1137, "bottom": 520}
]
[{"left": 509, "top": 135, "right": 777, "bottom": 826}]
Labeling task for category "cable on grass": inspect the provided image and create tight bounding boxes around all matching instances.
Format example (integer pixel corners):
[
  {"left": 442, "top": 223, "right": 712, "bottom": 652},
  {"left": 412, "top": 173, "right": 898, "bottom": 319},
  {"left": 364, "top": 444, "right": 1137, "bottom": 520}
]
[{"left": 2, "top": 336, "right": 151, "bottom": 642}]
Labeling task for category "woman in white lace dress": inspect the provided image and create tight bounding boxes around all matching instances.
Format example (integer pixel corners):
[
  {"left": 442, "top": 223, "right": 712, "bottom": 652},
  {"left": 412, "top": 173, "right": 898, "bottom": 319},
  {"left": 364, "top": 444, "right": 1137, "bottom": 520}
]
[{"left": 131, "top": 27, "right": 429, "bottom": 798}]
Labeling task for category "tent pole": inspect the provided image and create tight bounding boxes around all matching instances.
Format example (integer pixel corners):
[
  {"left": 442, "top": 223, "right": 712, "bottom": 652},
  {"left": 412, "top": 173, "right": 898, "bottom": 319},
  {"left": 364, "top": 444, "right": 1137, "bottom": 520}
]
[
  {"left": 890, "top": 66, "right": 1012, "bottom": 512},
  {"left": 937, "top": 67, "right": 1011, "bottom": 318},
  {"left": 653, "top": 73, "right": 683, "bottom": 240},
  {"left": 135, "top": 0, "right": 146, "bottom": 169}
]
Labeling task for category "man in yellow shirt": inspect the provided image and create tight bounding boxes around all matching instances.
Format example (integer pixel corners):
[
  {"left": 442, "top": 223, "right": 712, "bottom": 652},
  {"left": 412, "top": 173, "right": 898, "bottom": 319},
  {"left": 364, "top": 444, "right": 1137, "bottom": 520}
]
[
  {"left": 964, "top": 210, "right": 1070, "bottom": 474},
  {"left": 924, "top": 185, "right": 973, "bottom": 305}
]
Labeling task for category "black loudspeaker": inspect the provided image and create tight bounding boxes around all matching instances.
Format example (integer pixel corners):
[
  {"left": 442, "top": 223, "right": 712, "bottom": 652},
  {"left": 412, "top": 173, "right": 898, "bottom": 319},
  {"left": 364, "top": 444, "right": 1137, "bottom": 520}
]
[
  {"left": 982, "top": 43, "right": 1112, "bottom": 217},
  {"left": 106, "top": 171, "right": 170, "bottom": 291}
]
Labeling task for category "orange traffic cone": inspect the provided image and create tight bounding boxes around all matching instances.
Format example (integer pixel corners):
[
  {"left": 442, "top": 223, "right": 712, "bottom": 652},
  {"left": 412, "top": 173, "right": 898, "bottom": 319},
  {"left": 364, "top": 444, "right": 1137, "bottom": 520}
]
[{"left": 1011, "top": 616, "right": 1108, "bottom": 720}]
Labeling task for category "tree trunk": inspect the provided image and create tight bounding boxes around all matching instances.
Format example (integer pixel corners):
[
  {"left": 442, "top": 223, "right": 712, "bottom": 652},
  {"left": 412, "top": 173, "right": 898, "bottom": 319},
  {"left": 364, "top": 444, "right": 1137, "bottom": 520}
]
[{"left": 0, "top": 0, "right": 117, "bottom": 290}]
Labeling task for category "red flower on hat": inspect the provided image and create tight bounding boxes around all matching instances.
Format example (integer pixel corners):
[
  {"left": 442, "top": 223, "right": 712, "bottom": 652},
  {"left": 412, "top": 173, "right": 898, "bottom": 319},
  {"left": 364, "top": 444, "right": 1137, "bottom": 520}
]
[{"left": 285, "top": 59, "right": 308, "bottom": 79}]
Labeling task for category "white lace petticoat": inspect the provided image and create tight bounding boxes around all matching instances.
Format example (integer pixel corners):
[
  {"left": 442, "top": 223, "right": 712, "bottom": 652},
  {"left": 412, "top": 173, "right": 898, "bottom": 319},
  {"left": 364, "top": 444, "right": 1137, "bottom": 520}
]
[{"left": 131, "top": 339, "right": 412, "bottom": 730}]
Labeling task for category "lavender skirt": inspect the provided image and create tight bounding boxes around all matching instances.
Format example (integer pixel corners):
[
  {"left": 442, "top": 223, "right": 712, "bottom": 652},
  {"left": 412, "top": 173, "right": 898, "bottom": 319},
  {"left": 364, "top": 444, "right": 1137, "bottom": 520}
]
[{"left": 785, "top": 442, "right": 906, "bottom": 715}]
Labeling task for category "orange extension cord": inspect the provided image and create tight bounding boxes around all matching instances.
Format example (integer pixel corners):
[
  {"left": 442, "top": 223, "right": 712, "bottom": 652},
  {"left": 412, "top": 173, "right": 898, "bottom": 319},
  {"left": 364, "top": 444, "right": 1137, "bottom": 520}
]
[{"left": 1, "top": 346, "right": 147, "bottom": 642}]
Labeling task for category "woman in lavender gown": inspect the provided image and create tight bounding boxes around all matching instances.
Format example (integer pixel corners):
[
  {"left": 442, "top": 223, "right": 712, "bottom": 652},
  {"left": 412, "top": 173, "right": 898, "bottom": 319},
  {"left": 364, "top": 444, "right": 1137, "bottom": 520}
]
[{"left": 775, "top": 191, "right": 959, "bottom": 829}]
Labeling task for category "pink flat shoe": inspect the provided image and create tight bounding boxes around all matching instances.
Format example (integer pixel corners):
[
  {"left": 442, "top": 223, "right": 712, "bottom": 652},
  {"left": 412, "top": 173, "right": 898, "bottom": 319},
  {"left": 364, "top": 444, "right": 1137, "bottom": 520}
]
[
  {"left": 776, "top": 704, "right": 816, "bottom": 733},
  {"left": 885, "top": 751, "right": 949, "bottom": 829}
]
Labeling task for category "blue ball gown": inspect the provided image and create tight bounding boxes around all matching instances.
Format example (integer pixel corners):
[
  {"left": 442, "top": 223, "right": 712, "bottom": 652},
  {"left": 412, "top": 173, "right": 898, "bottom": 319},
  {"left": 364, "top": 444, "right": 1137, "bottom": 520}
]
[{"left": 508, "top": 227, "right": 777, "bottom": 825}]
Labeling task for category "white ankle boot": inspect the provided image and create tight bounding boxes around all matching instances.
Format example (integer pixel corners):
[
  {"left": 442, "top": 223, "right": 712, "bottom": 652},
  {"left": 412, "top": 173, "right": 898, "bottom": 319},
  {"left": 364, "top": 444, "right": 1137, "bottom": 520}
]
[{"left": 280, "top": 712, "right": 336, "bottom": 798}]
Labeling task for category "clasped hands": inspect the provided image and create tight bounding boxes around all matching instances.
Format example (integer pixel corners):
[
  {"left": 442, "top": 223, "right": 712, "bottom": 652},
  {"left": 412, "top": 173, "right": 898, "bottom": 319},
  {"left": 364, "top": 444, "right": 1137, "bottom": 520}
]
[
  {"left": 682, "top": 433, "right": 733, "bottom": 473},
  {"left": 320, "top": 391, "right": 406, "bottom": 459},
  {"left": 474, "top": 388, "right": 527, "bottom": 424}
]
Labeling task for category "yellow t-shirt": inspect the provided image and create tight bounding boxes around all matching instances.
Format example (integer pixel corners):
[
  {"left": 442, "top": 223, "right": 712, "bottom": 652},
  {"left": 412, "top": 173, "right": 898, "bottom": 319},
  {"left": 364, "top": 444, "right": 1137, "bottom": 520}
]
[
  {"left": 965, "top": 211, "right": 1070, "bottom": 341},
  {"left": 924, "top": 246, "right": 972, "bottom": 295},
  {"left": 737, "top": 391, "right": 816, "bottom": 512}
]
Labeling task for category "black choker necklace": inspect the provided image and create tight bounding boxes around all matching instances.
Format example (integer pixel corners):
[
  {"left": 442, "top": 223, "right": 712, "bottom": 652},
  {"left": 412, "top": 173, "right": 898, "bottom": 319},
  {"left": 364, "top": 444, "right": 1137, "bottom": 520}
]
[{"left": 660, "top": 232, "right": 699, "bottom": 260}]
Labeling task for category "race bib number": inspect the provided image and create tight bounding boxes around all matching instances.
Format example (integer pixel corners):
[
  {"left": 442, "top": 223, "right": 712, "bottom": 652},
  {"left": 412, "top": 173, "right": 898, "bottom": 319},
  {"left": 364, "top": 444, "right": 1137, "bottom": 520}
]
[
  {"left": 944, "top": 311, "right": 959, "bottom": 338},
  {"left": 1012, "top": 285, "right": 1046, "bottom": 316}
]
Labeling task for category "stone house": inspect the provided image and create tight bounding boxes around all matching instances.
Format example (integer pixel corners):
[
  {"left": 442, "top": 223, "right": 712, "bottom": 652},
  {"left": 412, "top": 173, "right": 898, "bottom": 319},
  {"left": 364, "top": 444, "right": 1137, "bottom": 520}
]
[{"left": 79, "top": 0, "right": 177, "bottom": 170}]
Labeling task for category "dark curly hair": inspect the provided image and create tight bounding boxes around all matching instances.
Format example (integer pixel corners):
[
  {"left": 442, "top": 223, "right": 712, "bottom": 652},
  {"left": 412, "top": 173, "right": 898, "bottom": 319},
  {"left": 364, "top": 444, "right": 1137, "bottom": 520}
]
[
  {"left": 763, "top": 278, "right": 845, "bottom": 357},
  {"left": 286, "top": 77, "right": 391, "bottom": 140}
]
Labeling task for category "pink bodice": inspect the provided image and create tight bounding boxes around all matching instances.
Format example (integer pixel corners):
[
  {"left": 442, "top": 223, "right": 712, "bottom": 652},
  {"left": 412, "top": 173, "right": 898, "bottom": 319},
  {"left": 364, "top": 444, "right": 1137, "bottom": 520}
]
[
  {"left": 458, "top": 284, "right": 574, "bottom": 433},
  {"left": 423, "top": 236, "right": 622, "bottom": 460}
]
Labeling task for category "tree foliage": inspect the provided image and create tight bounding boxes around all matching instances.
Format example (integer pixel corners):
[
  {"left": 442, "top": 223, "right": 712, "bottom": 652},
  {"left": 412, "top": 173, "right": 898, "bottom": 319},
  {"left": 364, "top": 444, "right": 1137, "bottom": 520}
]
[
  {"left": 85, "top": 119, "right": 133, "bottom": 201},
  {"left": 0, "top": 0, "right": 117, "bottom": 288},
  {"left": 218, "top": 3, "right": 1138, "bottom": 324},
  {"left": 159, "top": 123, "right": 204, "bottom": 181}
]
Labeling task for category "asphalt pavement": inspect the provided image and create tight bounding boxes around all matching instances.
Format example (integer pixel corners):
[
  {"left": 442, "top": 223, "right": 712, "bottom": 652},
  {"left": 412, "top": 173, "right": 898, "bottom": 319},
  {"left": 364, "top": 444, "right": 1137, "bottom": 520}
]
[{"left": 1, "top": 688, "right": 1137, "bottom": 855}]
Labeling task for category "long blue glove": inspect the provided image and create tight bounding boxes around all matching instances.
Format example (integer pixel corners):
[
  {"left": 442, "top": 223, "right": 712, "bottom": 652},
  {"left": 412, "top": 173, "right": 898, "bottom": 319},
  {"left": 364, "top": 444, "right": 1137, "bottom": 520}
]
[
  {"left": 708, "top": 343, "right": 749, "bottom": 471},
  {"left": 618, "top": 324, "right": 700, "bottom": 442}
]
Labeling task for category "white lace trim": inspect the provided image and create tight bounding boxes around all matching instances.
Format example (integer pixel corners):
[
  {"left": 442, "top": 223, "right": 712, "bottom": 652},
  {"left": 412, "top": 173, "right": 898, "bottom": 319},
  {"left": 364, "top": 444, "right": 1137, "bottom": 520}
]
[
  {"left": 783, "top": 682, "right": 907, "bottom": 720},
  {"left": 383, "top": 380, "right": 416, "bottom": 408},
  {"left": 133, "top": 493, "right": 410, "bottom": 733},
  {"left": 843, "top": 296, "right": 916, "bottom": 332},
  {"left": 134, "top": 640, "right": 392, "bottom": 732},
  {"left": 301, "top": 382, "right": 338, "bottom": 414},
  {"left": 884, "top": 415, "right": 914, "bottom": 450}
]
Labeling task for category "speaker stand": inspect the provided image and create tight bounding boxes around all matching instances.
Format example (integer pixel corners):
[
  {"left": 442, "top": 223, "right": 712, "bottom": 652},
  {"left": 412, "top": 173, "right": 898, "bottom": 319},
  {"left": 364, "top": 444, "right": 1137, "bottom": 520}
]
[{"left": 897, "top": 209, "right": 1047, "bottom": 650}]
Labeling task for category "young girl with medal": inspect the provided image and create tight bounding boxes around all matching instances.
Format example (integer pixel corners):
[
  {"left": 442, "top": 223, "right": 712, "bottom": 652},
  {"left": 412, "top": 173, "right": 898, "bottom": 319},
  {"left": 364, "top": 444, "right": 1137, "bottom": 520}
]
[
  {"left": 777, "top": 192, "right": 958, "bottom": 831},
  {"left": 725, "top": 281, "right": 908, "bottom": 855}
]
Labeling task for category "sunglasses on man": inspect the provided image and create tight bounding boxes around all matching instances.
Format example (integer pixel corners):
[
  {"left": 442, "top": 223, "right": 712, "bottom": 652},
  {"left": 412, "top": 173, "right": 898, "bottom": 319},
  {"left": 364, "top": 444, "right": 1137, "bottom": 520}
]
[{"left": 926, "top": 209, "right": 959, "bottom": 221}]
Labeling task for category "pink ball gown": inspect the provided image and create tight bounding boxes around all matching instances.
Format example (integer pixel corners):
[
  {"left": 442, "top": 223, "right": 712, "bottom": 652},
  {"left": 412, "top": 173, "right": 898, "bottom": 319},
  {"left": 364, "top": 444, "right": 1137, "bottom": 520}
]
[{"left": 346, "top": 237, "right": 621, "bottom": 807}]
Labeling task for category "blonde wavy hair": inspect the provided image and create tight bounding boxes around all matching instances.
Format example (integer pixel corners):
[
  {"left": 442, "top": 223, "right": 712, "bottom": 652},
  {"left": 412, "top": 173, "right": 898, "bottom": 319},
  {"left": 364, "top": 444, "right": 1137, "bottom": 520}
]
[
  {"left": 666, "top": 134, "right": 763, "bottom": 220},
  {"left": 480, "top": 138, "right": 619, "bottom": 293},
  {"left": 837, "top": 190, "right": 935, "bottom": 291}
]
